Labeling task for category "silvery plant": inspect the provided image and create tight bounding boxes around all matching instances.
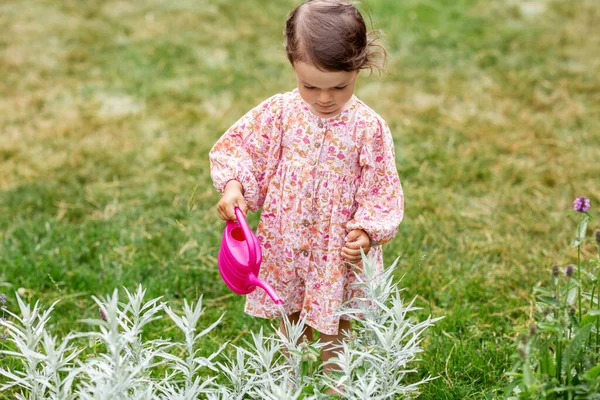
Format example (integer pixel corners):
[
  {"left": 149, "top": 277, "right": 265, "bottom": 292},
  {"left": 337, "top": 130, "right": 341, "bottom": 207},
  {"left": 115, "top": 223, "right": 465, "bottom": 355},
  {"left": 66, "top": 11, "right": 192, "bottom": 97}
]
[{"left": 0, "top": 253, "right": 441, "bottom": 399}]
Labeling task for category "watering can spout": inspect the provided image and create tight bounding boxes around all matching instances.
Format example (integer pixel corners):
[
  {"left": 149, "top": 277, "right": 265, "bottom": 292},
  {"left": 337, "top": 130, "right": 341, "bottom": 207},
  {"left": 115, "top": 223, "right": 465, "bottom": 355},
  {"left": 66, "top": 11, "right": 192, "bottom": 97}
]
[{"left": 248, "top": 274, "right": 284, "bottom": 305}]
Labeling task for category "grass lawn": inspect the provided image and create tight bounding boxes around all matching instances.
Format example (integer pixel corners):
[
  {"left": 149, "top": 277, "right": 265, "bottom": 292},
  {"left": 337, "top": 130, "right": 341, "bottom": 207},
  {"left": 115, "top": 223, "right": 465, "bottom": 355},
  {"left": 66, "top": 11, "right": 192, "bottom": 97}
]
[{"left": 1, "top": 0, "right": 599, "bottom": 398}]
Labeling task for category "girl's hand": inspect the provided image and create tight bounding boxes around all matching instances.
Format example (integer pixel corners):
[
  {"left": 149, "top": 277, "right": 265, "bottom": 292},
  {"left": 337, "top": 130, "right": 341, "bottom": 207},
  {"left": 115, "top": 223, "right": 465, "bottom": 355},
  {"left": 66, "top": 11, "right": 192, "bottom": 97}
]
[
  {"left": 342, "top": 229, "right": 371, "bottom": 264},
  {"left": 217, "top": 180, "right": 248, "bottom": 221}
]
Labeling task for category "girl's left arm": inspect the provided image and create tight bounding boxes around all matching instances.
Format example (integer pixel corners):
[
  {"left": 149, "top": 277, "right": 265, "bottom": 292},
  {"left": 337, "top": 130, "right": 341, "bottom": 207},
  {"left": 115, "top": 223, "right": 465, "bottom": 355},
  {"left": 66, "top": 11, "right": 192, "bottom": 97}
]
[{"left": 346, "top": 119, "right": 404, "bottom": 245}]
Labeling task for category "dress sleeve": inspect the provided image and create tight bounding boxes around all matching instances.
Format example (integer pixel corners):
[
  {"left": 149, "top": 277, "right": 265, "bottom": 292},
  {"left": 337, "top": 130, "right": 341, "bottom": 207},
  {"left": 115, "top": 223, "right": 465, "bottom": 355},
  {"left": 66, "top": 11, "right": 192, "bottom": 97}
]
[
  {"left": 346, "top": 118, "right": 404, "bottom": 245},
  {"left": 209, "top": 94, "right": 283, "bottom": 211}
]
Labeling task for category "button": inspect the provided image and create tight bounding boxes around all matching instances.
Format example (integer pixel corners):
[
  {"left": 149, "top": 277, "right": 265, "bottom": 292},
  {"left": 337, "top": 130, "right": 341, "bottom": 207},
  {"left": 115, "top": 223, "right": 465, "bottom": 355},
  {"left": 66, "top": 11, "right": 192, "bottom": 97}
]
[
  {"left": 318, "top": 122, "right": 324, "bottom": 128},
  {"left": 305, "top": 192, "right": 311, "bottom": 198},
  {"left": 302, "top": 220, "right": 310, "bottom": 227},
  {"left": 302, "top": 250, "right": 309, "bottom": 256},
  {"left": 315, "top": 142, "right": 321, "bottom": 148}
]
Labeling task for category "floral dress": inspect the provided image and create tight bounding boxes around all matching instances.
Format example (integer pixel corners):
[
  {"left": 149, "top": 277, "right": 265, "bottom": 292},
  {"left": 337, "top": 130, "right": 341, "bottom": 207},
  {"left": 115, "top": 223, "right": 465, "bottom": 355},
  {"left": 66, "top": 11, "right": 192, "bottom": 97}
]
[{"left": 209, "top": 89, "right": 404, "bottom": 335}]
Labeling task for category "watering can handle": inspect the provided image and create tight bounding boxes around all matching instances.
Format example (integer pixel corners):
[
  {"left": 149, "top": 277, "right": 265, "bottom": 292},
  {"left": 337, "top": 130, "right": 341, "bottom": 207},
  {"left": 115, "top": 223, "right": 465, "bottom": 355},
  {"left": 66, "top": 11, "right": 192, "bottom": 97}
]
[{"left": 234, "top": 207, "right": 257, "bottom": 267}]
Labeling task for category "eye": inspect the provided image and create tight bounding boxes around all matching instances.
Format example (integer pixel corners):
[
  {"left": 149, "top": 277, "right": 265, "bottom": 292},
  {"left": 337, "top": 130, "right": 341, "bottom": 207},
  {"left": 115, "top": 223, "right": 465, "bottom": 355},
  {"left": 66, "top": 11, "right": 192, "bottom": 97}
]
[
  {"left": 334, "top": 85, "right": 348, "bottom": 90},
  {"left": 303, "top": 85, "right": 316, "bottom": 90}
]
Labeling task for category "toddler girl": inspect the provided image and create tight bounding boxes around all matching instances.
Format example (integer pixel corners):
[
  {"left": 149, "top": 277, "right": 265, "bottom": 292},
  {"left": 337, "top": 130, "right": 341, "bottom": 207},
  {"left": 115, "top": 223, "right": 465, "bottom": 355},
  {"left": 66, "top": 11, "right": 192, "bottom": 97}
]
[{"left": 209, "top": 0, "right": 404, "bottom": 383}]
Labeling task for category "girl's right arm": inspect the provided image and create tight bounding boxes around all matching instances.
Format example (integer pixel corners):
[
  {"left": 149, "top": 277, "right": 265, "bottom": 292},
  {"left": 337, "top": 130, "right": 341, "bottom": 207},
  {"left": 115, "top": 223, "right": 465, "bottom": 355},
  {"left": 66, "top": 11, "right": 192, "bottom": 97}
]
[{"left": 209, "top": 94, "right": 284, "bottom": 220}]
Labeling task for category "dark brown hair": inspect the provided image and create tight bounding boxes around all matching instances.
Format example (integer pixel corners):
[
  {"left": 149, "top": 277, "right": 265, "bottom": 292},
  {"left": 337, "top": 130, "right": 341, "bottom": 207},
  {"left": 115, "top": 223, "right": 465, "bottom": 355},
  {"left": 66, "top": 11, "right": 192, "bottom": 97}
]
[{"left": 285, "top": 0, "right": 386, "bottom": 72}]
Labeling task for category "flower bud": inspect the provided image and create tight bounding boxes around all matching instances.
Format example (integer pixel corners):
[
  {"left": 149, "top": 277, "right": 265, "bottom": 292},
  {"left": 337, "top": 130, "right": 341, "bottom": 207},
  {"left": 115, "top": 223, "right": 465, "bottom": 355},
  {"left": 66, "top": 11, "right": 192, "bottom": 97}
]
[
  {"left": 595, "top": 229, "right": 600, "bottom": 244},
  {"left": 529, "top": 324, "right": 537, "bottom": 336},
  {"left": 552, "top": 264, "right": 559, "bottom": 277},
  {"left": 565, "top": 264, "right": 575, "bottom": 277}
]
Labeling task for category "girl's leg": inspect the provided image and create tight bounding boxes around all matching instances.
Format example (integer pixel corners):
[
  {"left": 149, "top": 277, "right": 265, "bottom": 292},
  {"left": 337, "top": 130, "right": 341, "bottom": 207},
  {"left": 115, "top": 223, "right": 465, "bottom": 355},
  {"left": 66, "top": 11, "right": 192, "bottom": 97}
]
[
  {"left": 320, "top": 319, "right": 351, "bottom": 395},
  {"left": 320, "top": 319, "right": 351, "bottom": 373},
  {"left": 279, "top": 311, "right": 314, "bottom": 343}
]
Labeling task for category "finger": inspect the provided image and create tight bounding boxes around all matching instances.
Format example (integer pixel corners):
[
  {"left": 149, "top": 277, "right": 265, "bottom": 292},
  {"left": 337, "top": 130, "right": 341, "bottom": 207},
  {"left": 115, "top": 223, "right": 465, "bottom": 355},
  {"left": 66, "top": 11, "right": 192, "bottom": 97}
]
[
  {"left": 343, "top": 255, "right": 362, "bottom": 264},
  {"left": 217, "top": 204, "right": 227, "bottom": 221},
  {"left": 341, "top": 252, "right": 359, "bottom": 261},
  {"left": 342, "top": 246, "right": 362, "bottom": 255},
  {"left": 342, "top": 248, "right": 362, "bottom": 259},
  {"left": 344, "top": 230, "right": 361, "bottom": 242},
  {"left": 344, "top": 250, "right": 361, "bottom": 259},
  {"left": 239, "top": 201, "right": 248, "bottom": 216},
  {"left": 346, "top": 238, "right": 370, "bottom": 249},
  {"left": 345, "top": 241, "right": 367, "bottom": 250},
  {"left": 225, "top": 204, "right": 237, "bottom": 220},
  {"left": 218, "top": 198, "right": 234, "bottom": 220}
]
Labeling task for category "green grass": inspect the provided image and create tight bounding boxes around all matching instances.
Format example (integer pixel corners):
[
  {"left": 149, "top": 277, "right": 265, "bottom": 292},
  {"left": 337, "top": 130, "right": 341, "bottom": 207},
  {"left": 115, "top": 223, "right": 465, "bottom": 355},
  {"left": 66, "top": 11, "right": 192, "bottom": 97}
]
[{"left": 0, "top": 0, "right": 599, "bottom": 398}]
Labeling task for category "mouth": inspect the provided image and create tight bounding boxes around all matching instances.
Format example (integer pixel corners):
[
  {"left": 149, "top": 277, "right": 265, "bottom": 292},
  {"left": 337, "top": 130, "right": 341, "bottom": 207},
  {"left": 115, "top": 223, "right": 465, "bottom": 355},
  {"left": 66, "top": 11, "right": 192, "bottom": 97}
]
[{"left": 317, "top": 103, "right": 336, "bottom": 109}]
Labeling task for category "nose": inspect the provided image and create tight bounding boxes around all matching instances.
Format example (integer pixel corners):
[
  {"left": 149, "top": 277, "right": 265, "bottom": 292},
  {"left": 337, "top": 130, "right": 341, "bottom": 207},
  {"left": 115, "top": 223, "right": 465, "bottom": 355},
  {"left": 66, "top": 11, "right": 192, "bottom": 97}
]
[{"left": 318, "top": 90, "right": 333, "bottom": 104}]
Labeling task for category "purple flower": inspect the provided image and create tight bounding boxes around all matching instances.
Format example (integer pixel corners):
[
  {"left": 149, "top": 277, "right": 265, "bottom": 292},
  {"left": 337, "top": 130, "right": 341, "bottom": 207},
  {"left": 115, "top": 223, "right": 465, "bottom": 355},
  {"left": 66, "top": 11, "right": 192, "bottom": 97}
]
[
  {"left": 573, "top": 196, "right": 590, "bottom": 212},
  {"left": 99, "top": 307, "right": 107, "bottom": 321},
  {"left": 0, "top": 294, "right": 6, "bottom": 304},
  {"left": 0, "top": 333, "right": 6, "bottom": 340},
  {"left": 565, "top": 264, "right": 575, "bottom": 277}
]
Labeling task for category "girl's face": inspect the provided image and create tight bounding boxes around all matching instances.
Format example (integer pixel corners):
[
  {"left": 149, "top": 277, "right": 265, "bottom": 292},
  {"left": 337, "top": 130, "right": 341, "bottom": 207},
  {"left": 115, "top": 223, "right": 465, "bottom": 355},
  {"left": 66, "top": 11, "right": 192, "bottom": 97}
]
[{"left": 293, "top": 61, "right": 358, "bottom": 118}]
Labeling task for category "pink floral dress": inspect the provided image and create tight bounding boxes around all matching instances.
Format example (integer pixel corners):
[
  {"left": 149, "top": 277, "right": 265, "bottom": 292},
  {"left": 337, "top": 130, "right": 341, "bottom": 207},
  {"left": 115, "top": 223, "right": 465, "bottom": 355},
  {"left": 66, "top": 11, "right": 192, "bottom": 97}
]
[{"left": 209, "top": 89, "right": 404, "bottom": 335}]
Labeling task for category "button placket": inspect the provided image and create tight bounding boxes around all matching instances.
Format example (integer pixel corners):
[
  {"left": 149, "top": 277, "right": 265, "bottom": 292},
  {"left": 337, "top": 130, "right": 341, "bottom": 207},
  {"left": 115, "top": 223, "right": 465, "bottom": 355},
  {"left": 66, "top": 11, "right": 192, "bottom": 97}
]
[{"left": 312, "top": 121, "right": 325, "bottom": 166}]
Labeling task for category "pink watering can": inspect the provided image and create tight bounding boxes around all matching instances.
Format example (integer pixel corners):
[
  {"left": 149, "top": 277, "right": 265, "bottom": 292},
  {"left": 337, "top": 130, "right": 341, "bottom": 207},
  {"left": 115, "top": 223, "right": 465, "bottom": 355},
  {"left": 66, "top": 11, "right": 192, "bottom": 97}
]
[{"left": 218, "top": 207, "right": 284, "bottom": 305}]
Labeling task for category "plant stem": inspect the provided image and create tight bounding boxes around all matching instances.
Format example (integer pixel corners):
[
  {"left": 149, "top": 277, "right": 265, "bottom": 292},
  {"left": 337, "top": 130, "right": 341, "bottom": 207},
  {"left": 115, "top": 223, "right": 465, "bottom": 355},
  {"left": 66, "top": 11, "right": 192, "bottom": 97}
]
[
  {"left": 597, "top": 245, "right": 600, "bottom": 362},
  {"left": 556, "top": 333, "right": 562, "bottom": 385},
  {"left": 577, "top": 244, "right": 582, "bottom": 321},
  {"left": 597, "top": 317, "right": 600, "bottom": 365},
  {"left": 564, "top": 277, "right": 570, "bottom": 309},
  {"left": 591, "top": 274, "right": 599, "bottom": 361},
  {"left": 553, "top": 274, "right": 562, "bottom": 388}
]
